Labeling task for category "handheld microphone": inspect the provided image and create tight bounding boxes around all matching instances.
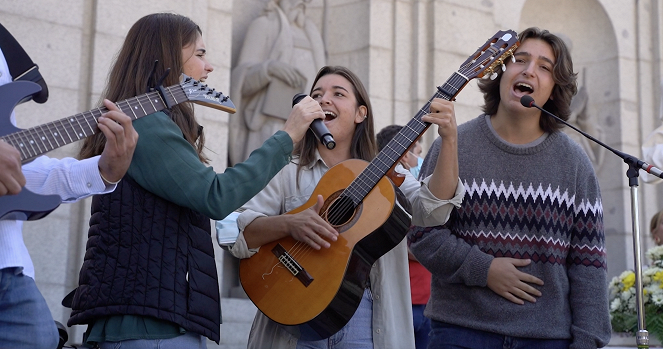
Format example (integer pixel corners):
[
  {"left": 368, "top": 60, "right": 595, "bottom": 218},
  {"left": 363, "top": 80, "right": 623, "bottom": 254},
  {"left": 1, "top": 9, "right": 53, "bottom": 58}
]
[
  {"left": 520, "top": 95, "right": 663, "bottom": 179},
  {"left": 293, "top": 93, "right": 336, "bottom": 150}
]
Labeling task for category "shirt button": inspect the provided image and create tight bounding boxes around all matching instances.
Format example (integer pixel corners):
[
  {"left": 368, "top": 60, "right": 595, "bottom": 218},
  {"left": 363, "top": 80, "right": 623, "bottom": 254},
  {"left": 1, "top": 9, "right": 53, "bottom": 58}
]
[
  {"left": 374, "top": 294, "right": 380, "bottom": 300},
  {"left": 87, "top": 182, "right": 92, "bottom": 188},
  {"left": 375, "top": 329, "right": 381, "bottom": 334}
]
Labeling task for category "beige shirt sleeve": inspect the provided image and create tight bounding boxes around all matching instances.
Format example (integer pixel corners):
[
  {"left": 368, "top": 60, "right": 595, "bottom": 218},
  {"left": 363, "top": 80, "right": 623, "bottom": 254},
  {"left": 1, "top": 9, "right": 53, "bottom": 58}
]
[{"left": 411, "top": 176, "right": 465, "bottom": 227}]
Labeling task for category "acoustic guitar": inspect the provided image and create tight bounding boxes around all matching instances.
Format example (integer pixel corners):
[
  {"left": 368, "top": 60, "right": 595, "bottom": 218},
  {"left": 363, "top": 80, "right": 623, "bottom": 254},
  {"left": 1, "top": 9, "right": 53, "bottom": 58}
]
[
  {"left": 0, "top": 74, "right": 235, "bottom": 221},
  {"left": 239, "top": 30, "right": 519, "bottom": 340}
]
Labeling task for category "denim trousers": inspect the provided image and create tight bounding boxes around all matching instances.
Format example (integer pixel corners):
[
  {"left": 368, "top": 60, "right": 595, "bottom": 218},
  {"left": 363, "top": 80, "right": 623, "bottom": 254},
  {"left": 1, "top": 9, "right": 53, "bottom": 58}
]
[
  {"left": 296, "top": 288, "right": 373, "bottom": 349},
  {"left": 0, "top": 267, "right": 59, "bottom": 349},
  {"left": 96, "top": 332, "right": 207, "bottom": 349},
  {"left": 412, "top": 304, "right": 430, "bottom": 349},
  {"left": 428, "top": 320, "right": 571, "bottom": 349}
]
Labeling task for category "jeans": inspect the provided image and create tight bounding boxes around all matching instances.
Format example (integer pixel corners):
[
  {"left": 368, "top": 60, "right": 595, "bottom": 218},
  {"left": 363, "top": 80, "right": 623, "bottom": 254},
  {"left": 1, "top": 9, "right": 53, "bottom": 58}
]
[
  {"left": 428, "top": 320, "right": 570, "bottom": 349},
  {"left": 0, "top": 267, "right": 59, "bottom": 349},
  {"left": 296, "top": 288, "right": 373, "bottom": 349},
  {"left": 412, "top": 304, "right": 430, "bottom": 349},
  {"left": 96, "top": 332, "right": 206, "bottom": 349}
]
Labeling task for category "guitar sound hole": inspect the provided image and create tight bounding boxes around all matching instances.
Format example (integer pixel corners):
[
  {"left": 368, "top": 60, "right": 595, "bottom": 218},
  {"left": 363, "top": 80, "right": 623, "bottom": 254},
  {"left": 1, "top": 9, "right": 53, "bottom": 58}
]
[{"left": 326, "top": 196, "right": 356, "bottom": 226}]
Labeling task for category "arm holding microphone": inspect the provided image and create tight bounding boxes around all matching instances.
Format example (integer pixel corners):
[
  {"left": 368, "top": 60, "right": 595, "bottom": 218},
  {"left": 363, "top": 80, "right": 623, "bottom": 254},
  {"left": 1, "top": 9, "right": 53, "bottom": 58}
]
[
  {"left": 520, "top": 95, "right": 663, "bottom": 180},
  {"left": 293, "top": 93, "right": 336, "bottom": 150}
]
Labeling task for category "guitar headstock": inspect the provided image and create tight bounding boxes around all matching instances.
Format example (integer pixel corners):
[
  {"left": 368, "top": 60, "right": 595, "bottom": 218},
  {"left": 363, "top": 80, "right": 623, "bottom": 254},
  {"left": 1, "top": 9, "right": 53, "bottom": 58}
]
[
  {"left": 459, "top": 29, "right": 519, "bottom": 81},
  {"left": 179, "top": 74, "right": 236, "bottom": 114}
]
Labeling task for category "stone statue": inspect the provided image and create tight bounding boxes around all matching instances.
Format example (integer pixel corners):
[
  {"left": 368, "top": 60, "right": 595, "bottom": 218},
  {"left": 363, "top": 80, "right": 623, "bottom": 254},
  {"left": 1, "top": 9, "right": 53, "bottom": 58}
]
[
  {"left": 564, "top": 73, "right": 605, "bottom": 170},
  {"left": 229, "top": 0, "right": 326, "bottom": 165},
  {"left": 556, "top": 33, "right": 605, "bottom": 170}
]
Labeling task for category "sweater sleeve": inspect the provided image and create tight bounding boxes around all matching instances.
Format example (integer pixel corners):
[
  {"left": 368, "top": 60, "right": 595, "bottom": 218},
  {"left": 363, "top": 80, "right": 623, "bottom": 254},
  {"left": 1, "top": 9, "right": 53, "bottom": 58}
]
[
  {"left": 127, "top": 112, "right": 293, "bottom": 220},
  {"left": 408, "top": 137, "right": 493, "bottom": 286},
  {"left": 408, "top": 224, "right": 494, "bottom": 287},
  {"left": 567, "top": 166, "right": 611, "bottom": 349}
]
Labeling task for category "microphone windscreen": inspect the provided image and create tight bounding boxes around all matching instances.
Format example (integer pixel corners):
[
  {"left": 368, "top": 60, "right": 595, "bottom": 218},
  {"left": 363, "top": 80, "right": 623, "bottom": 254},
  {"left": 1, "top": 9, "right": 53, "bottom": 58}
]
[
  {"left": 292, "top": 93, "right": 307, "bottom": 107},
  {"left": 520, "top": 95, "right": 535, "bottom": 108}
]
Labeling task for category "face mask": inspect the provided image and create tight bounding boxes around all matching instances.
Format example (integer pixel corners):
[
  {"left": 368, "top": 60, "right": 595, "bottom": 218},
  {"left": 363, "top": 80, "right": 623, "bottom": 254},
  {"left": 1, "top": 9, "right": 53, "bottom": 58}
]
[{"left": 409, "top": 156, "right": 423, "bottom": 180}]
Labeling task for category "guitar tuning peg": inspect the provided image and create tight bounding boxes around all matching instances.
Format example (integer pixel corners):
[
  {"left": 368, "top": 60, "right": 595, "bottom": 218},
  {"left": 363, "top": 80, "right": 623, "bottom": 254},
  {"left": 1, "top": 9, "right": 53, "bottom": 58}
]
[
  {"left": 511, "top": 55, "right": 516, "bottom": 63},
  {"left": 490, "top": 72, "right": 498, "bottom": 80},
  {"left": 501, "top": 63, "right": 506, "bottom": 72}
]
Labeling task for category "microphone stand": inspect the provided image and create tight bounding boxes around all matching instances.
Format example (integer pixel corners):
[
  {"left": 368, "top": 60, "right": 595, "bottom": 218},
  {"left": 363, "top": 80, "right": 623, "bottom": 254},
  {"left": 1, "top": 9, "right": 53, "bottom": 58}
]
[{"left": 522, "top": 96, "right": 663, "bottom": 349}]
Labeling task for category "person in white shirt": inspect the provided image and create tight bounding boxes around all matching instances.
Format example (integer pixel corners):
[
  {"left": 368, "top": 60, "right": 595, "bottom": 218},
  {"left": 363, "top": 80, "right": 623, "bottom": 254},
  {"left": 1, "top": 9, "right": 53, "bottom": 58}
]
[
  {"left": 0, "top": 140, "right": 25, "bottom": 195},
  {"left": 0, "top": 44, "right": 138, "bottom": 349}
]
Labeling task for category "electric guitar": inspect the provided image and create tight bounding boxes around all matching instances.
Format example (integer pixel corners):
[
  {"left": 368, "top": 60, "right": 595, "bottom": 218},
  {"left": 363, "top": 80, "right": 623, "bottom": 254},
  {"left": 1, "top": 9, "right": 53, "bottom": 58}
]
[
  {"left": 0, "top": 74, "right": 235, "bottom": 221},
  {"left": 238, "top": 30, "right": 519, "bottom": 340}
]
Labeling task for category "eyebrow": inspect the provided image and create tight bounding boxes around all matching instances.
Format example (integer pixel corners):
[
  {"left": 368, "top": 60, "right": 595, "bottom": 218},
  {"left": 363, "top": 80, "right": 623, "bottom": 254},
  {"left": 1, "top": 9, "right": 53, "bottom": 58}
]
[
  {"left": 514, "top": 51, "right": 554, "bottom": 66},
  {"left": 312, "top": 85, "right": 350, "bottom": 93}
]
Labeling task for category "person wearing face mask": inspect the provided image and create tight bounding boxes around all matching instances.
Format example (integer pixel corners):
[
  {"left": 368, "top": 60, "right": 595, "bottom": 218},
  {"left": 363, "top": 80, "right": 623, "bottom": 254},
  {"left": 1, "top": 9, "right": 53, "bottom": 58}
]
[
  {"left": 376, "top": 125, "right": 431, "bottom": 349},
  {"left": 406, "top": 141, "right": 424, "bottom": 180},
  {"left": 68, "top": 13, "right": 323, "bottom": 349}
]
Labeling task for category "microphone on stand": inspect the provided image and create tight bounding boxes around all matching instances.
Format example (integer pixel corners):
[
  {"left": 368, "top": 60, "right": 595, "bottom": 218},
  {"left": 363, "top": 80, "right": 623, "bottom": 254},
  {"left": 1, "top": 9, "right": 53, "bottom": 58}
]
[
  {"left": 520, "top": 95, "right": 663, "bottom": 179},
  {"left": 293, "top": 93, "right": 336, "bottom": 150}
]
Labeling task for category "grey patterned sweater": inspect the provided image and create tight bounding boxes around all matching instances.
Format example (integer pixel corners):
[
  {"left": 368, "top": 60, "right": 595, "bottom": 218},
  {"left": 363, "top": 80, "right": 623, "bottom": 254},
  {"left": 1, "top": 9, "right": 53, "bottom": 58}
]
[{"left": 408, "top": 115, "right": 611, "bottom": 348}]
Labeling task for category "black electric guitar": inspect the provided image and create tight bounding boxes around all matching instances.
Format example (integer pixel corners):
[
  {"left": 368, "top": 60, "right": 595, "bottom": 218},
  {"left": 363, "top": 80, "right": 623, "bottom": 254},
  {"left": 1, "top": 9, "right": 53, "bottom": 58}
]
[
  {"left": 0, "top": 74, "right": 235, "bottom": 221},
  {"left": 238, "top": 30, "right": 519, "bottom": 340}
]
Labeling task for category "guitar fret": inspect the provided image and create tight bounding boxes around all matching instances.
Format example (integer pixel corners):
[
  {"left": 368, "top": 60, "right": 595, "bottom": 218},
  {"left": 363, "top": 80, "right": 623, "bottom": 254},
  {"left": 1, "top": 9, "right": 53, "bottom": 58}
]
[
  {"left": 37, "top": 124, "right": 55, "bottom": 151},
  {"left": 6, "top": 133, "right": 27, "bottom": 159},
  {"left": 135, "top": 96, "right": 147, "bottom": 115},
  {"left": 145, "top": 94, "right": 158, "bottom": 113},
  {"left": 71, "top": 115, "right": 87, "bottom": 139},
  {"left": 125, "top": 99, "right": 138, "bottom": 118},
  {"left": 57, "top": 119, "right": 75, "bottom": 144},
  {"left": 20, "top": 132, "right": 38, "bottom": 160},
  {"left": 26, "top": 129, "right": 45, "bottom": 155},
  {"left": 166, "top": 85, "right": 179, "bottom": 105},
  {"left": 155, "top": 90, "right": 167, "bottom": 108},
  {"left": 373, "top": 155, "right": 392, "bottom": 169},
  {"left": 81, "top": 111, "right": 95, "bottom": 133},
  {"left": 54, "top": 121, "right": 68, "bottom": 145}
]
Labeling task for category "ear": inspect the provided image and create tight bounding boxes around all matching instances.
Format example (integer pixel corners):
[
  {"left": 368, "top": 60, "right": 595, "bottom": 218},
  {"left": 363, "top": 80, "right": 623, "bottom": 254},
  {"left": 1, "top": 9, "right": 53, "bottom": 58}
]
[{"left": 355, "top": 105, "right": 368, "bottom": 123}]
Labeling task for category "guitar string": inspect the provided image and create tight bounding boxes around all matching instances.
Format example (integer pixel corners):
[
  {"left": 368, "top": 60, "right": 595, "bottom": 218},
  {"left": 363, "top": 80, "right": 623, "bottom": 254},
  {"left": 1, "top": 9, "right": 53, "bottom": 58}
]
[
  {"left": 3, "top": 87, "right": 193, "bottom": 161},
  {"left": 274, "top": 42, "right": 512, "bottom": 273},
  {"left": 317, "top": 64, "right": 476, "bottom": 233},
  {"left": 281, "top": 89, "right": 445, "bottom": 262},
  {"left": 3, "top": 90, "right": 166, "bottom": 157}
]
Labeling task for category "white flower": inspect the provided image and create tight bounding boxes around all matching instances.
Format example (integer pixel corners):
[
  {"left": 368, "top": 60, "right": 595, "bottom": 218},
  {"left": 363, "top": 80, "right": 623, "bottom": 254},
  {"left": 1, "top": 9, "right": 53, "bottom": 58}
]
[{"left": 611, "top": 298, "right": 622, "bottom": 312}]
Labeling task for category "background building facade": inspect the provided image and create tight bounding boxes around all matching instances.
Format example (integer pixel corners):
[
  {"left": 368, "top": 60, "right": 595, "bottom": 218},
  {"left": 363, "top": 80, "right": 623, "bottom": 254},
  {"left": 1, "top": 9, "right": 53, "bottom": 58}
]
[{"left": 1, "top": 0, "right": 661, "bottom": 347}]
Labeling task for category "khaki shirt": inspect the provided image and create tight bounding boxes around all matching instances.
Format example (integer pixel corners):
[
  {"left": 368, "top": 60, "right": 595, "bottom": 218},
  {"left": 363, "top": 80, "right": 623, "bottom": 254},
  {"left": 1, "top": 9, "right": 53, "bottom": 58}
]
[{"left": 229, "top": 155, "right": 464, "bottom": 349}]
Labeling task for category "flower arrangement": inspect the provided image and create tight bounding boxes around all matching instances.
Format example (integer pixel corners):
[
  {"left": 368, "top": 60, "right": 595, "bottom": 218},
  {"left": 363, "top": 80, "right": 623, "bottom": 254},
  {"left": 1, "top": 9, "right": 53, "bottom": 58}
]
[{"left": 609, "top": 245, "right": 663, "bottom": 340}]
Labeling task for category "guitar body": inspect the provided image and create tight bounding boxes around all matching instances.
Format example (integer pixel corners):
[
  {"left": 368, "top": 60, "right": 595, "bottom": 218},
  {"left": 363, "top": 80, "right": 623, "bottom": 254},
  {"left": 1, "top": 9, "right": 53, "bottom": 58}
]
[
  {"left": 239, "top": 159, "right": 411, "bottom": 340},
  {"left": 0, "top": 81, "right": 61, "bottom": 221}
]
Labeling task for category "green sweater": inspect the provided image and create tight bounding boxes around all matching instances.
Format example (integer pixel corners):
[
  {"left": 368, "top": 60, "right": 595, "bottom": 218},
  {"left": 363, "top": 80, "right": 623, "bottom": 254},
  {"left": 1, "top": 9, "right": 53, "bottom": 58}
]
[{"left": 85, "top": 111, "right": 294, "bottom": 343}]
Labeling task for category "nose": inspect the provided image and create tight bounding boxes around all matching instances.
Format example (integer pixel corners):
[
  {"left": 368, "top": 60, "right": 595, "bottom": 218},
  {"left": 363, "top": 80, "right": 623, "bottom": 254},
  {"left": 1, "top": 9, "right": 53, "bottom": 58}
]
[
  {"left": 522, "top": 62, "right": 535, "bottom": 77},
  {"left": 206, "top": 62, "right": 214, "bottom": 73},
  {"left": 318, "top": 92, "right": 332, "bottom": 105}
]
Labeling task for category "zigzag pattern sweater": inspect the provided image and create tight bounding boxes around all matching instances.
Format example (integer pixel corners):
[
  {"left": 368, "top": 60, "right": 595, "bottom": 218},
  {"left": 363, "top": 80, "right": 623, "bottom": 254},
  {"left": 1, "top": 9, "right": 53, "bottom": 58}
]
[{"left": 408, "top": 115, "right": 611, "bottom": 348}]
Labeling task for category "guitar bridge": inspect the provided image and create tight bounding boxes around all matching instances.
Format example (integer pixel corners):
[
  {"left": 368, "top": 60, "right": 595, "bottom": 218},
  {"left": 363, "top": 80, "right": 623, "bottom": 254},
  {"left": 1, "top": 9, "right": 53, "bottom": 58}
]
[{"left": 272, "top": 244, "right": 313, "bottom": 287}]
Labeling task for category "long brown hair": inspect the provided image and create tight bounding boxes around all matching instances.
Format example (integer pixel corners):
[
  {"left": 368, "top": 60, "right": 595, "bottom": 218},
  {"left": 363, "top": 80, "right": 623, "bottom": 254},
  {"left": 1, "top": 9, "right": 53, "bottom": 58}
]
[
  {"left": 478, "top": 27, "right": 577, "bottom": 133},
  {"left": 293, "top": 66, "right": 377, "bottom": 174},
  {"left": 79, "top": 13, "right": 208, "bottom": 162}
]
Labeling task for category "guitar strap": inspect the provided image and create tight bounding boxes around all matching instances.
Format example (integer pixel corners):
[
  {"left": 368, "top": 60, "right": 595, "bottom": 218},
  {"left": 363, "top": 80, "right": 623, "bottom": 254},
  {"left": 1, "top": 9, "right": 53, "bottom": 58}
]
[{"left": 0, "top": 22, "right": 48, "bottom": 103}]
